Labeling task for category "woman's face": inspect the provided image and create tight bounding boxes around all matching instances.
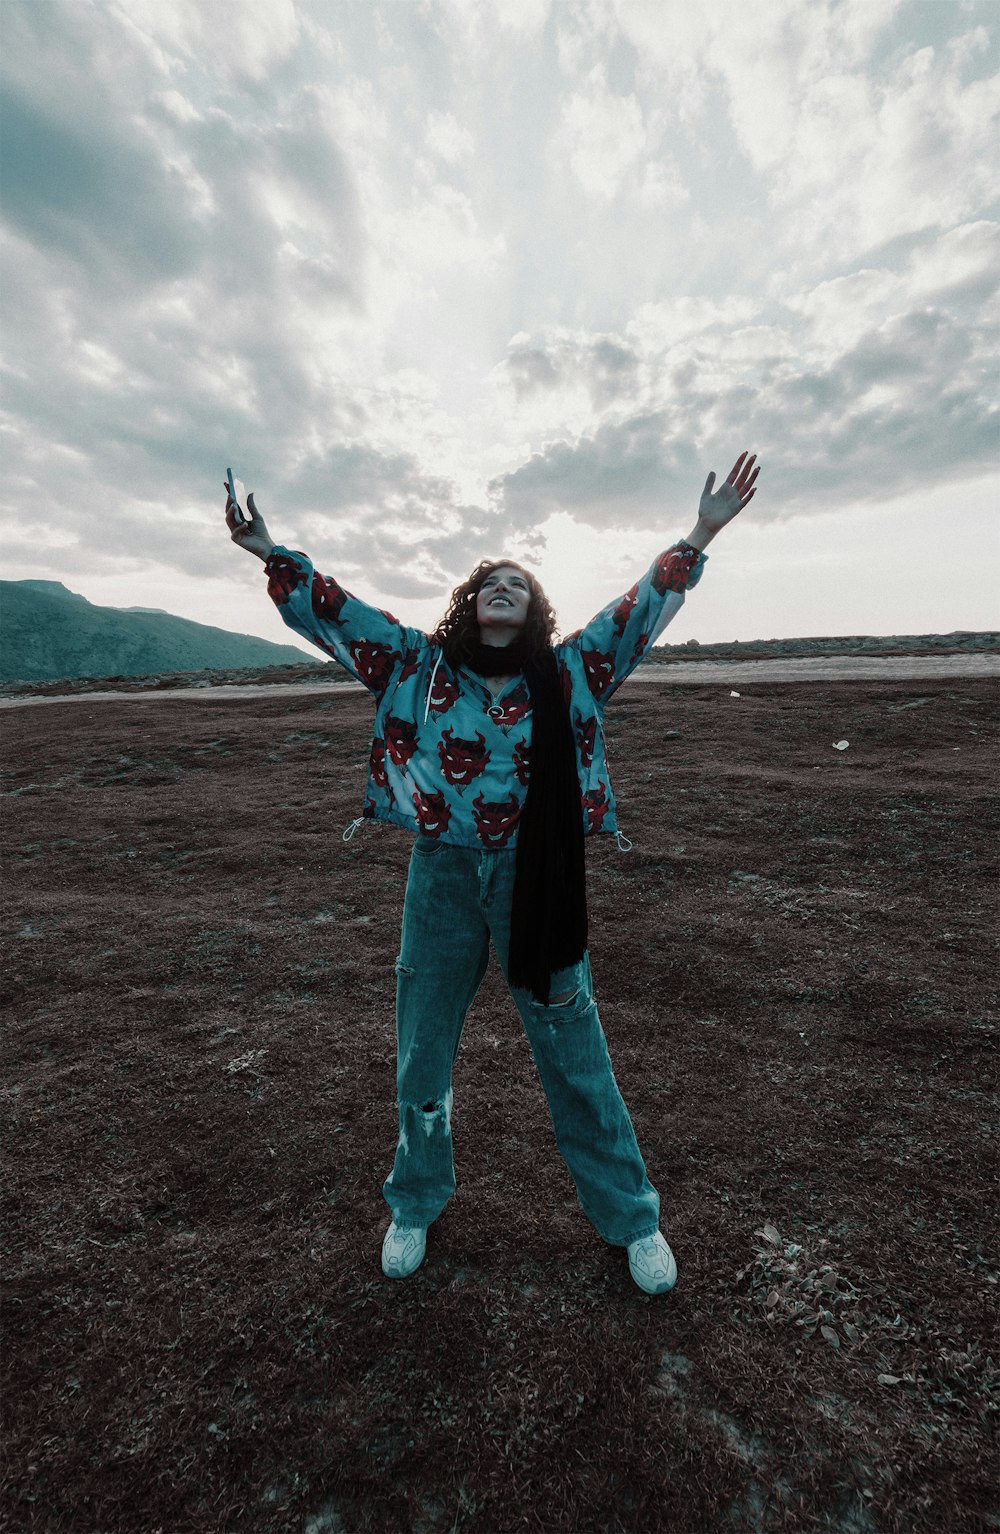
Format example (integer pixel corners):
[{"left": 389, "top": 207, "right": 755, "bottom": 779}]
[{"left": 475, "top": 565, "right": 531, "bottom": 644}]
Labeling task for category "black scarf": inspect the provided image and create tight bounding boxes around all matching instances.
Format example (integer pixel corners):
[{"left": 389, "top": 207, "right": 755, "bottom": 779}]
[{"left": 463, "top": 634, "right": 588, "bottom": 1005}]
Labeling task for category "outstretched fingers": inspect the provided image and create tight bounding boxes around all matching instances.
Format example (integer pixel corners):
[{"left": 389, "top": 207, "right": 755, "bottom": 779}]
[
  {"left": 727, "top": 450, "right": 755, "bottom": 486},
  {"left": 727, "top": 451, "right": 760, "bottom": 508}
]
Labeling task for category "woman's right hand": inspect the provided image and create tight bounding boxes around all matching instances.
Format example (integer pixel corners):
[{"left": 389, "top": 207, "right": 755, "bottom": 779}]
[{"left": 224, "top": 484, "right": 276, "bottom": 562}]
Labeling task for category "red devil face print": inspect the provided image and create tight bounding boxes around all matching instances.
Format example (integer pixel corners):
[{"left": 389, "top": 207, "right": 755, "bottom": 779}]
[
  {"left": 628, "top": 632, "right": 650, "bottom": 670},
  {"left": 370, "top": 736, "right": 388, "bottom": 788},
  {"left": 438, "top": 727, "right": 491, "bottom": 787},
  {"left": 428, "top": 670, "right": 461, "bottom": 716},
  {"left": 267, "top": 554, "right": 307, "bottom": 604},
  {"left": 399, "top": 648, "right": 421, "bottom": 684},
  {"left": 652, "top": 546, "right": 697, "bottom": 595},
  {"left": 488, "top": 692, "right": 531, "bottom": 729},
  {"left": 472, "top": 791, "right": 521, "bottom": 847},
  {"left": 311, "top": 571, "right": 348, "bottom": 622},
  {"left": 385, "top": 715, "right": 419, "bottom": 768},
  {"left": 513, "top": 737, "right": 532, "bottom": 787},
  {"left": 352, "top": 639, "right": 399, "bottom": 697},
  {"left": 412, "top": 788, "right": 451, "bottom": 837},
  {"left": 574, "top": 715, "right": 596, "bottom": 770},
  {"left": 581, "top": 647, "right": 616, "bottom": 700},
  {"left": 612, "top": 582, "right": 638, "bottom": 636},
  {"left": 582, "top": 780, "right": 611, "bottom": 832}
]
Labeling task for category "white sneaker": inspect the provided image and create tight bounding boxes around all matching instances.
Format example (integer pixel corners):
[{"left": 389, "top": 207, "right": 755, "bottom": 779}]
[
  {"left": 381, "top": 1221, "right": 427, "bottom": 1279},
  {"left": 627, "top": 1231, "right": 678, "bottom": 1295}
]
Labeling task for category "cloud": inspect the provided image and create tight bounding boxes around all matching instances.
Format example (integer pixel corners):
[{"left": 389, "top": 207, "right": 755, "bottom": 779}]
[
  {"left": 487, "top": 220, "right": 999, "bottom": 526},
  {"left": 428, "top": 0, "right": 552, "bottom": 54},
  {"left": 500, "top": 330, "right": 640, "bottom": 406},
  {"left": 627, "top": 297, "right": 761, "bottom": 350},
  {"left": 425, "top": 110, "right": 475, "bottom": 164},
  {"left": 771, "top": 34, "right": 1000, "bottom": 261},
  {"left": 0, "top": 80, "right": 203, "bottom": 293},
  {"left": 589, "top": 0, "right": 1000, "bottom": 266},
  {"left": 907, "top": 219, "right": 1000, "bottom": 309},
  {"left": 110, "top": 0, "right": 302, "bottom": 82},
  {"left": 490, "top": 412, "right": 705, "bottom": 529},
  {"left": 552, "top": 64, "right": 647, "bottom": 200},
  {"left": 0, "top": 0, "right": 375, "bottom": 562}
]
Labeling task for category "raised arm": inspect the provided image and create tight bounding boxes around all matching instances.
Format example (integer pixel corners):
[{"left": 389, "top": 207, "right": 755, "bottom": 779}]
[
  {"left": 562, "top": 449, "right": 762, "bottom": 704},
  {"left": 223, "top": 480, "right": 427, "bottom": 696}
]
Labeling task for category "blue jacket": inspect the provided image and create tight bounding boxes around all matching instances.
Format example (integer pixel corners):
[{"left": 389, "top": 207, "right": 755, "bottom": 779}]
[{"left": 264, "top": 541, "right": 707, "bottom": 851}]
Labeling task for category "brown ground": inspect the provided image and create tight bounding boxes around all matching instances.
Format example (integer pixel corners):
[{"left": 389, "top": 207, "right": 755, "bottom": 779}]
[{"left": 2, "top": 678, "right": 998, "bottom": 1534}]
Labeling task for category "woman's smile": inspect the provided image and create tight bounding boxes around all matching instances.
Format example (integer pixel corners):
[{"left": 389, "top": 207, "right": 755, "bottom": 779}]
[{"left": 476, "top": 566, "right": 531, "bottom": 641}]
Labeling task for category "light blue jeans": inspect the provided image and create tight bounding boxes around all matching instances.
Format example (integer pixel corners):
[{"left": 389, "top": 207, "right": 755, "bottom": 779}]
[{"left": 382, "top": 837, "right": 660, "bottom": 1246}]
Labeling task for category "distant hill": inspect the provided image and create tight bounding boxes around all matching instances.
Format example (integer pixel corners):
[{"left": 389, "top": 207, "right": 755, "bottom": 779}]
[
  {"left": 649, "top": 630, "right": 999, "bottom": 661},
  {"left": 0, "top": 579, "right": 321, "bottom": 683}
]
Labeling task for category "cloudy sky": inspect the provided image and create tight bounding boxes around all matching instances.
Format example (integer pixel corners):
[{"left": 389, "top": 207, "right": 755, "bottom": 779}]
[{"left": 3, "top": 0, "right": 998, "bottom": 655}]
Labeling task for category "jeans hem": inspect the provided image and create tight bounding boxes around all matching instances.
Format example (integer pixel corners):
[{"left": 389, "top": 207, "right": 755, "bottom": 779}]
[
  {"left": 387, "top": 1210, "right": 439, "bottom": 1230},
  {"left": 605, "top": 1224, "right": 660, "bottom": 1248}
]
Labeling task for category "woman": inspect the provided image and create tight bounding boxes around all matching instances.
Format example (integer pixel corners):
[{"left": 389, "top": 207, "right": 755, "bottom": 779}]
[{"left": 224, "top": 451, "right": 759, "bottom": 1293}]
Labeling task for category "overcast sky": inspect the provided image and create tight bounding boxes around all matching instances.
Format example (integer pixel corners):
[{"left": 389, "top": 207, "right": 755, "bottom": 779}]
[{"left": 2, "top": 0, "right": 998, "bottom": 654}]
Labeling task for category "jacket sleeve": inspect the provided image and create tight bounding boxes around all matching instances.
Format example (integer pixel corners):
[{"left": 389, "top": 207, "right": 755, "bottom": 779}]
[
  {"left": 562, "top": 541, "right": 708, "bottom": 705},
  {"left": 263, "top": 545, "right": 426, "bottom": 700}
]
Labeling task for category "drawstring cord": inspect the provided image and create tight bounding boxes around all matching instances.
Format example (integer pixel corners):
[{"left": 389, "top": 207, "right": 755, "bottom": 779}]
[{"left": 424, "top": 654, "right": 443, "bottom": 724}]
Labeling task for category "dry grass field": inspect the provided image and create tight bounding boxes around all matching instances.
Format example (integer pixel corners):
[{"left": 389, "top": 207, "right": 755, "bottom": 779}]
[{"left": 2, "top": 675, "right": 997, "bottom": 1533}]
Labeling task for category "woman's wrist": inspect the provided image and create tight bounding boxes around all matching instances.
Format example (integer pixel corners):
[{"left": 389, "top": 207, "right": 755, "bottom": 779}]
[{"left": 682, "top": 519, "right": 718, "bottom": 553}]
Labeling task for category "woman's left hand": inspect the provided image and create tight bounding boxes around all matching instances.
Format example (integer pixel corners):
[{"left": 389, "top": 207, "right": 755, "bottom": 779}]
[{"left": 698, "top": 451, "right": 760, "bottom": 532}]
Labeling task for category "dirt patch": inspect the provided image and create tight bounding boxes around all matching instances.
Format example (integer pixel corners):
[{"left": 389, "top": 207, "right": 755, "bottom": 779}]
[{"left": 2, "top": 679, "right": 997, "bottom": 1533}]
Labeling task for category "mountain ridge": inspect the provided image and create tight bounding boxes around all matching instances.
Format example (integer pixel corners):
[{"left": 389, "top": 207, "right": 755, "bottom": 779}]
[{"left": 0, "top": 579, "right": 318, "bottom": 683}]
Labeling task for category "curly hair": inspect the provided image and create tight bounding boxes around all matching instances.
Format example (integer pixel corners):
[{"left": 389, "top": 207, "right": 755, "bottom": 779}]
[{"left": 428, "top": 557, "right": 560, "bottom": 670}]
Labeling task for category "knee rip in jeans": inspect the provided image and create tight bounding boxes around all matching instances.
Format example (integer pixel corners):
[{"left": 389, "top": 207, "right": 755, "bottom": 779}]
[
  {"left": 539, "top": 987, "right": 580, "bottom": 1010},
  {"left": 399, "top": 1087, "right": 453, "bottom": 1136},
  {"left": 395, "top": 956, "right": 415, "bottom": 976}
]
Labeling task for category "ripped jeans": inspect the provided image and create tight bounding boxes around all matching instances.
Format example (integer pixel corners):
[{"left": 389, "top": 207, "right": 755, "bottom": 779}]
[{"left": 382, "top": 837, "right": 660, "bottom": 1246}]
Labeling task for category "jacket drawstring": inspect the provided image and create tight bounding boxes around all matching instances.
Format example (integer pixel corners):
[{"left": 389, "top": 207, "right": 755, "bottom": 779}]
[
  {"left": 614, "top": 829, "right": 633, "bottom": 852},
  {"left": 342, "top": 816, "right": 366, "bottom": 841},
  {"left": 424, "top": 653, "right": 442, "bottom": 725}
]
